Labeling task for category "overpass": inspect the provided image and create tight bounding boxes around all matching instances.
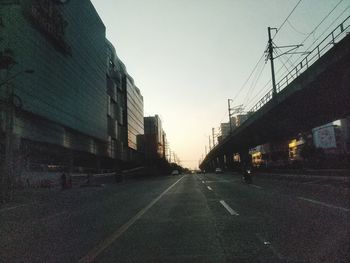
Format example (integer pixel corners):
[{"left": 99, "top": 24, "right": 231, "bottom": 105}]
[{"left": 200, "top": 16, "right": 350, "bottom": 171}]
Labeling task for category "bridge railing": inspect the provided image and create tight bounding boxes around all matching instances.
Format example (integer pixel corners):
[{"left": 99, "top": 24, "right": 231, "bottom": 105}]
[{"left": 249, "top": 15, "right": 350, "bottom": 114}]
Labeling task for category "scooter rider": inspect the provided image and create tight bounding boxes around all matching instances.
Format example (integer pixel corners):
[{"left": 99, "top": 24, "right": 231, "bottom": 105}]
[{"left": 240, "top": 151, "right": 253, "bottom": 184}]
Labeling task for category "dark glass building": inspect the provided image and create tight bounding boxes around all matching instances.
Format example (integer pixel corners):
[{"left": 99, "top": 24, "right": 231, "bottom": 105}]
[
  {"left": 0, "top": 0, "right": 109, "bottom": 173},
  {"left": 125, "top": 75, "right": 144, "bottom": 159},
  {"left": 106, "top": 39, "right": 128, "bottom": 162},
  {"left": 143, "top": 115, "right": 164, "bottom": 159}
]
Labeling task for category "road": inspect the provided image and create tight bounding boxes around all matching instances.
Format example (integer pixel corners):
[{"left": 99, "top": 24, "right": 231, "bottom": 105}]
[{"left": 0, "top": 172, "right": 349, "bottom": 262}]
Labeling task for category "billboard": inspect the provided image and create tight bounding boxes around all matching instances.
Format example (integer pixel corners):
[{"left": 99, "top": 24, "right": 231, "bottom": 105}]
[{"left": 312, "top": 124, "right": 336, "bottom": 149}]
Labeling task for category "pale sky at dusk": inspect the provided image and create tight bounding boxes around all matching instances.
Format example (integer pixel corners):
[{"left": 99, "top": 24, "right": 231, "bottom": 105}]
[{"left": 90, "top": 0, "right": 349, "bottom": 169}]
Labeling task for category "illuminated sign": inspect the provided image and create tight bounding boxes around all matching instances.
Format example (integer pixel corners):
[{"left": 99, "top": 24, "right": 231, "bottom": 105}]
[
  {"left": 23, "top": 0, "right": 71, "bottom": 55},
  {"left": 312, "top": 124, "right": 337, "bottom": 149}
]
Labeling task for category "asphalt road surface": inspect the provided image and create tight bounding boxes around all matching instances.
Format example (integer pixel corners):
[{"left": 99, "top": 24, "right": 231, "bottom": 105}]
[{"left": 1, "top": 172, "right": 349, "bottom": 262}]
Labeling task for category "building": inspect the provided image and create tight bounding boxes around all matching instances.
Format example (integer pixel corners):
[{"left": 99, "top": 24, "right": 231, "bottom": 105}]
[
  {"left": 125, "top": 74, "right": 144, "bottom": 162},
  {"left": 220, "top": 123, "right": 231, "bottom": 139},
  {"left": 143, "top": 115, "right": 164, "bottom": 159},
  {"left": 106, "top": 39, "right": 128, "bottom": 162},
  {"left": 235, "top": 114, "right": 249, "bottom": 127},
  {"left": 0, "top": 0, "right": 145, "bottom": 180}
]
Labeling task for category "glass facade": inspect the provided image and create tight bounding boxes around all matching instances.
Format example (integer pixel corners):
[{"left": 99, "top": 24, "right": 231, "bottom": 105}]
[
  {"left": 106, "top": 39, "right": 128, "bottom": 161},
  {"left": 0, "top": 0, "right": 108, "bottom": 142},
  {"left": 144, "top": 115, "right": 164, "bottom": 158},
  {"left": 126, "top": 77, "right": 144, "bottom": 150}
]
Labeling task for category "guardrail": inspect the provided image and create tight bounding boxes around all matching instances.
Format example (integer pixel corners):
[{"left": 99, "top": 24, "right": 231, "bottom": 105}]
[{"left": 249, "top": 15, "right": 350, "bottom": 114}]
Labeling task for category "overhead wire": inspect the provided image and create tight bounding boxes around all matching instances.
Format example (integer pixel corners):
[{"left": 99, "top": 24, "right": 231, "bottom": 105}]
[
  {"left": 242, "top": 0, "right": 303, "bottom": 108},
  {"left": 272, "top": 0, "right": 303, "bottom": 40},
  {"left": 229, "top": 45, "right": 267, "bottom": 105},
  {"left": 242, "top": 58, "right": 266, "bottom": 107},
  {"left": 273, "top": 0, "right": 346, "bottom": 79}
]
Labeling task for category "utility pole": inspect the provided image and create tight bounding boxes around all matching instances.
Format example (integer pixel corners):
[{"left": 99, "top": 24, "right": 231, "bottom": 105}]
[
  {"left": 205, "top": 146, "right": 207, "bottom": 155},
  {"left": 209, "top": 136, "right": 211, "bottom": 150},
  {"left": 228, "top": 99, "right": 233, "bottom": 133},
  {"left": 212, "top": 128, "right": 215, "bottom": 147},
  {"left": 268, "top": 27, "right": 277, "bottom": 97}
]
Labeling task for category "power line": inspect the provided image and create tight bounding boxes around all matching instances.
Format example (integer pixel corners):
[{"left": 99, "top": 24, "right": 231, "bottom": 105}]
[
  {"left": 273, "top": 0, "right": 303, "bottom": 40},
  {"left": 229, "top": 46, "right": 267, "bottom": 105},
  {"left": 243, "top": 58, "right": 266, "bottom": 107},
  {"left": 270, "top": 0, "right": 346, "bottom": 86},
  {"left": 287, "top": 20, "right": 309, "bottom": 36}
]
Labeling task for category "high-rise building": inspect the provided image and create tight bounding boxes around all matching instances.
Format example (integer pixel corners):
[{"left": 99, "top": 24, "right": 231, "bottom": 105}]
[
  {"left": 125, "top": 74, "right": 144, "bottom": 161},
  {"left": 220, "top": 123, "right": 231, "bottom": 139},
  {"left": 0, "top": 0, "right": 145, "bottom": 174},
  {"left": 143, "top": 115, "right": 164, "bottom": 159},
  {"left": 106, "top": 39, "right": 128, "bottom": 162},
  {"left": 0, "top": 0, "right": 109, "bottom": 170}
]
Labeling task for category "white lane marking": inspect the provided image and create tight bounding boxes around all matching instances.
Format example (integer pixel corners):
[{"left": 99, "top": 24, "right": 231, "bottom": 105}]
[
  {"left": 298, "top": 197, "right": 350, "bottom": 212},
  {"left": 219, "top": 200, "right": 239, "bottom": 216},
  {"left": 302, "top": 179, "right": 327, "bottom": 185},
  {"left": 79, "top": 175, "right": 186, "bottom": 263},
  {"left": 250, "top": 184, "right": 262, "bottom": 189},
  {"left": 0, "top": 204, "right": 28, "bottom": 213},
  {"left": 202, "top": 181, "right": 205, "bottom": 184},
  {"left": 256, "top": 233, "right": 283, "bottom": 260},
  {"left": 207, "top": 186, "right": 213, "bottom": 191}
]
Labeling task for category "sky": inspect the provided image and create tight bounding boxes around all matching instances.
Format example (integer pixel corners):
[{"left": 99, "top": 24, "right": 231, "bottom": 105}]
[{"left": 90, "top": 0, "right": 349, "bottom": 169}]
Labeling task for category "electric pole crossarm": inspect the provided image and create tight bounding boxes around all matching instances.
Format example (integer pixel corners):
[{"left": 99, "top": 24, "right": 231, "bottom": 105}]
[{"left": 273, "top": 45, "right": 303, "bottom": 59}]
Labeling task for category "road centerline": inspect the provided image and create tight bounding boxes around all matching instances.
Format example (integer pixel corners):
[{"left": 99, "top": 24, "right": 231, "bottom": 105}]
[
  {"left": 219, "top": 200, "right": 239, "bottom": 216},
  {"left": 78, "top": 175, "right": 186, "bottom": 263}
]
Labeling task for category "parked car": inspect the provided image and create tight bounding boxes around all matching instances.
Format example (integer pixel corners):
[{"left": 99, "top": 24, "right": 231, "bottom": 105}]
[
  {"left": 171, "top": 169, "right": 180, "bottom": 175},
  {"left": 215, "top": 168, "right": 223, "bottom": 174}
]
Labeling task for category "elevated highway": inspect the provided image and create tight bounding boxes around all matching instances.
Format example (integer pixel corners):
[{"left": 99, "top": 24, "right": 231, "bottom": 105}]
[{"left": 200, "top": 17, "right": 350, "bottom": 171}]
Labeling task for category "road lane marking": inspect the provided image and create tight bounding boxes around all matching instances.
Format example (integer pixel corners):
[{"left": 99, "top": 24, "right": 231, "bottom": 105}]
[
  {"left": 207, "top": 186, "right": 213, "bottom": 191},
  {"left": 202, "top": 181, "right": 205, "bottom": 184},
  {"left": 302, "top": 179, "right": 327, "bottom": 185},
  {"left": 250, "top": 184, "right": 262, "bottom": 189},
  {"left": 256, "top": 233, "right": 283, "bottom": 260},
  {"left": 219, "top": 200, "right": 239, "bottom": 216},
  {"left": 79, "top": 175, "right": 186, "bottom": 263},
  {"left": 0, "top": 204, "right": 28, "bottom": 213},
  {"left": 298, "top": 197, "right": 350, "bottom": 212}
]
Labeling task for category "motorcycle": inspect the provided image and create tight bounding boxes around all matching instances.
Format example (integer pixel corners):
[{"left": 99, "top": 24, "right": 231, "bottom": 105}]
[{"left": 241, "top": 168, "right": 253, "bottom": 184}]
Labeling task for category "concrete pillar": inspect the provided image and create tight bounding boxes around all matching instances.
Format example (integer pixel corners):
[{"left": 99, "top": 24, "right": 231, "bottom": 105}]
[{"left": 239, "top": 148, "right": 251, "bottom": 169}]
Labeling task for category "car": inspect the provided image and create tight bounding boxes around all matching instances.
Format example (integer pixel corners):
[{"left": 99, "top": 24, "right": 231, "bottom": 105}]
[
  {"left": 171, "top": 169, "right": 180, "bottom": 175},
  {"left": 215, "top": 168, "right": 223, "bottom": 174}
]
